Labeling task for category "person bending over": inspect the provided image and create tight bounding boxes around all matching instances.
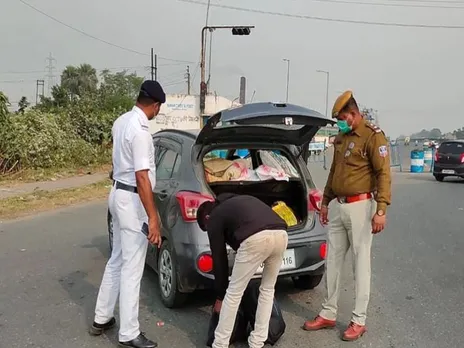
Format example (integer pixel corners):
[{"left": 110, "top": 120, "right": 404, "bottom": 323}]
[{"left": 197, "top": 193, "right": 288, "bottom": 348}]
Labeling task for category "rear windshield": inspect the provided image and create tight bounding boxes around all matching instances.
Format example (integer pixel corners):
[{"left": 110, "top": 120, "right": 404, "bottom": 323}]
[
  {"left": 203, "top": 148, "right": 300, "bottom": 182},
  {"left": 438, "top": 142, "right": 464, "bottom": 154}
]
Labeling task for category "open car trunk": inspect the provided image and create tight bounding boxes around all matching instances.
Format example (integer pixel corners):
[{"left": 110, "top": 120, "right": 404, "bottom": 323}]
[
  {"left": 201, "top": 148, "right": 309, "bottom": 230},
  {"left": 208, "top": 179, "right": 307, "bottom": 228}
]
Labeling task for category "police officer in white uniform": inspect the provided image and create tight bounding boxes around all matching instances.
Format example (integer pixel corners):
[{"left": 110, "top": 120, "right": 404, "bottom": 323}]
[{"left": 89, "top": 81, "right": 165, "bottom": 348}]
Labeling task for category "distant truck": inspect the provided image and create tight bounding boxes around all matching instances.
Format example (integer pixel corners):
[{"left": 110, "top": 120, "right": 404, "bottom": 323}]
[{"left": 404, "top": 137, "right": 410, "bottom": 146}]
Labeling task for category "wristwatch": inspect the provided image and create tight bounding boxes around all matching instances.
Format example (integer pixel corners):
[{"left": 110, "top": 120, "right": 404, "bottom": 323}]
[{"left": 376, "top": 210, "right": 385, "bottom": 216}]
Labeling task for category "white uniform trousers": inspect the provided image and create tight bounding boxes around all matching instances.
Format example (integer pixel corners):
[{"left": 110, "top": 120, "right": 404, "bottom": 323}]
[
  {"left": 319, "top": 198, "right": 376, "bottom": 326},
  {"left": 94, "top": 186, "right": 148, "bottom": 342}
]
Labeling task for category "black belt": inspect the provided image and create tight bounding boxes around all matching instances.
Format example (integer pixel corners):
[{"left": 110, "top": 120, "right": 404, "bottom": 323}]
[{"left": 114, "top": 181, "right": 138, "bottom": 194}]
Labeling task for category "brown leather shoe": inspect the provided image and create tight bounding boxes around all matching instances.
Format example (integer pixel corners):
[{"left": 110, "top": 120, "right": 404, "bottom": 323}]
[
  {"left": 342, "top": 322, "right": 367, "bottom": 341},
  {"left": 303, "top": 316, "right": 336, "bottom": 331}
]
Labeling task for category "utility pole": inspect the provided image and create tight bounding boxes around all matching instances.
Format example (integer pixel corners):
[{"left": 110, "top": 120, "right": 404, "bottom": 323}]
[
  {"left": 151, "top": 48, "right": 154, "bottom": 80},
  {"left": 185, "top": 65, "right": 191, "bottom": 95},
  {"left": 36, "top": 79, "right": 45, "bottom": 105},
  {"left": 151, "top": 49, "right": 158, "bottom": 81},
  {"left": 283, "top": 59, "right": 290, "bottom": 102},
  {"left": 45, "top": 52, "right": 56, "bottom": 96},
  {"left": 200, "top": 25, "right": 255, "bottom": 125},
  {"left": 155, "top": 54, "right": 158, "bottom": 81},
  {"left": 316, "top": 70, "right": 330, "bottom": 118}
]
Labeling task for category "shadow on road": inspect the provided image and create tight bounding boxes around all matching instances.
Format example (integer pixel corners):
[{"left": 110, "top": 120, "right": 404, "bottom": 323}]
[{"left": 61, "top": 234, "right": 326, "bottom": 347}]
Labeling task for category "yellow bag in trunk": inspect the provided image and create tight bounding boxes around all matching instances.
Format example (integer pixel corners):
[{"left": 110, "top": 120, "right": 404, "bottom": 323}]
[{"left": 272, "top": 201, "right": 298, "bottom": 227}]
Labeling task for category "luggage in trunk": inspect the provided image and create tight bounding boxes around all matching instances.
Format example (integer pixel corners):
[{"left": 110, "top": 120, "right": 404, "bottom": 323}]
[{"left": 208, "top": 179, "right": 307, "bottom": 227}]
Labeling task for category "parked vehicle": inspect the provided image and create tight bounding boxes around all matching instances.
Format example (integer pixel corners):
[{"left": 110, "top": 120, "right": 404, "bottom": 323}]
[
  {"left": 108, "top": 102, "right": 334, "bottom": 308},
  {"left": 433, "top": 140, "right": 464, "bottom": 181}
]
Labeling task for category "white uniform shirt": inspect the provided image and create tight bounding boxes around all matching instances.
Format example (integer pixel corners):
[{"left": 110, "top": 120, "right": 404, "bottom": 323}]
[{"left": 112, "top": 106, "right": 156, "bottom": 191}]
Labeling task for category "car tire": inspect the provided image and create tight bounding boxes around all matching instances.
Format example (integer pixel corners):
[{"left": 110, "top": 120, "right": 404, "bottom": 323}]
[
  {"left": 107, "top": 209, "right": 113, "bottom": 254},
  {"left": 434, "top": 175, "right": 444, "bottom": 182},
  {"left": 158, "top": 240, "right": 188, "bottom": 308},
  {"left": 292, "top": 274, "right": 324, "bottom": 290}
]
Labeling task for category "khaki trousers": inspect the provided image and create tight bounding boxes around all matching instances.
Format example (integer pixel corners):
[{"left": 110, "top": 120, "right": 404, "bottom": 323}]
[
  {"left": 212, "top": 229, "right": 288, "bottom": 348},
  {"left": 319, "top": 198, "right": 376, "bottom": 326}
]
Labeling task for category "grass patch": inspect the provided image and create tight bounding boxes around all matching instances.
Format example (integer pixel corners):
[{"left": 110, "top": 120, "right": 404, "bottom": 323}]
[
  {"left": 0, "top": 163, "right": 112, "bottom": 185},
  {"left": 0, "top": 179, "right": 112, "bottom": 220}
]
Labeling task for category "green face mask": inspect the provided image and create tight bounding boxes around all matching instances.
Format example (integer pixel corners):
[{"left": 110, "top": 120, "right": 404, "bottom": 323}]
[{"left": 337, "top": 120, "right": 352, "bottom": 134}]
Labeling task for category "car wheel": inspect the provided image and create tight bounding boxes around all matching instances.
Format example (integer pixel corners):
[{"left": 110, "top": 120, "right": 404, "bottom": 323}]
[
  {"left": 107, "top": 209, "right": 113, "bottom": 253},
  {"left": 434, "top": 175, "right": 444, "bottom": 182},
  {"left": 292, "top": 274, "right": 323, "bottom": 290},
  {"left": 158, "top": 240, "right": 188, "bottom": 308}
]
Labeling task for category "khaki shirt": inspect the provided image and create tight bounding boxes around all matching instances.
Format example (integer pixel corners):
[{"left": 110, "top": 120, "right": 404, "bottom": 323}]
[{"left": 322, "top": 119, "right": 392, "bottom": 212}]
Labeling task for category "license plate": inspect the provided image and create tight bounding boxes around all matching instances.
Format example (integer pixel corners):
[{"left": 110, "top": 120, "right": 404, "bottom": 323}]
[
  {"left": 442, "top": 169, "right": 455, "bottom": 174},
  {"left": 256, "top": 249, "right": 296, "bottom": 274}
]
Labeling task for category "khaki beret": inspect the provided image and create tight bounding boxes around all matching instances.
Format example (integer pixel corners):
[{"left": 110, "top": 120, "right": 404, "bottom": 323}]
[{"left": 332, "top": 90, "right": 353, "bottom": 118}]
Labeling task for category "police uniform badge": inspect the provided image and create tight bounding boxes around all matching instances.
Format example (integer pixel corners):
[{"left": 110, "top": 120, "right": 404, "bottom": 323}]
[
  {"left": 348, "top": 142, "right": 355, "bottom": 149},
  {"left": 379, "top": 145, "right": 388, "bottom": 157}
]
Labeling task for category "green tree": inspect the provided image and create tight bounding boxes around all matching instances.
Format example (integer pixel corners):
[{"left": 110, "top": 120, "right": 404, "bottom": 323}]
[
  {"left": 0, "top": 91, "right": 10, "bottom": 118},
  {"left": 60, "top": 63, "right": 98, "bottom": 98},
  {"left": 98, "top": 69, "right": 143, "bottom": 111},
  {"left": 361, "top": 106, "right": 378, "bottom": 125},
  {"left": 17, "top": 96, "right": 30, "bottom": 114},
  {"left": 453, "top": 127, "right": 464, "bottom": 139}
]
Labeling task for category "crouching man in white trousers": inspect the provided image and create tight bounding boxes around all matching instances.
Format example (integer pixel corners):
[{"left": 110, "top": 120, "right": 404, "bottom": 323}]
[
  {"left": 197, "top": 193, "right": 288, "bottom": 348},
  {"left": 89, "top": 81, "right": 165, "bottom": 348}
]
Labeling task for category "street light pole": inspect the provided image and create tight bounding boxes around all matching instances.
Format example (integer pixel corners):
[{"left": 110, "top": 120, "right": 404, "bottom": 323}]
[
  {"left": 199, "top": 25, "right": 254, "bottom": 127},
  {"left": 317, "top": 70, "right": 330, "bottom": 118},
  {"left": 283, "top": 59, "right": 290, "bottom": 102}
]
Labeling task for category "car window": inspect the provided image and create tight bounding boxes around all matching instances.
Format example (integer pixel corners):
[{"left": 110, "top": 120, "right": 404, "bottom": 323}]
[
  {"left": 155, "top": 145, "right": 167, "bottom": 166},
  {"left": 438, "top": 142, "right": 464, "bottom": 154},
  {"left": 157, "top": 149, "right": 180, "bottom": 180}
]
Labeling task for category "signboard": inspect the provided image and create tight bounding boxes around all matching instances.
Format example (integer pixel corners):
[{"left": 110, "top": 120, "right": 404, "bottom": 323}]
[
  {"left": 308, "top": 141, "right": 326, "bottom": 152},
  {"left": 149, "top": 95, "right": 200, "bottom": 134}
]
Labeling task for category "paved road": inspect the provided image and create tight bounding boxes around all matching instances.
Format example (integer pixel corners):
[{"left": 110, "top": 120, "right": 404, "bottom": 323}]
[{"left": 1, "top": 170, "right": 463, "bottom": 348}]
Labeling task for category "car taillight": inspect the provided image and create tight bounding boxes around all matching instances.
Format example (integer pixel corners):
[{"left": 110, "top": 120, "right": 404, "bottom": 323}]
[
  {"left": 175, "top": 191, "right": 214, "bottom": 222},
  {"left": 461, "top": 154, "right": 464, "bottom": 164},
  {"left": 434, "top": 151, "right": 439, "bottom": 162},
  {"left": 197, "top": 254, "right": 213, "bottom": 273},
  {"left": 308, "top": 189, "right": 323, "bottom": 212},
  {"left": 319, "top": 242, "right": 327, "bottom": 259}
]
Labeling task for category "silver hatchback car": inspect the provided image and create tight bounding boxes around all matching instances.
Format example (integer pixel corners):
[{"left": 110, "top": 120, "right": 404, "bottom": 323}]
[{"left": 107, "top": 102, "right": 334, "bottom": 308}]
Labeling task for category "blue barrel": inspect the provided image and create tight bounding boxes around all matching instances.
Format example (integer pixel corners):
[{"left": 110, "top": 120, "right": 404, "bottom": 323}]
[
  {"left": 423, "top": 148, "right": 433, "bottom": 167},
  {"left": 410, "top": 150, "right": 424, "bottom": 173}
]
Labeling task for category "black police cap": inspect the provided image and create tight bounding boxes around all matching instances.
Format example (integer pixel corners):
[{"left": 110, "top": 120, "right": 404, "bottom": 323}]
[{"left": 140, "top": 80, "right": 166, "bottom": 104}]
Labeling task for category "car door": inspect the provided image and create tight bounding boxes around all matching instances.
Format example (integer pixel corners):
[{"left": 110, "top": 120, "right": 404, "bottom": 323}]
[
  {"left": 146, "top": 139, "right": 182, "bottom": 266},
  {"left": 154, "top": 139, "right": 182, "bottom": 231}
]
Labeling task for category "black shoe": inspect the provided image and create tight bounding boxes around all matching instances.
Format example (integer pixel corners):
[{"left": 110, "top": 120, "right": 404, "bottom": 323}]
[
  {"left": 119, "top": 332, "right": 158, "bottom": 348},
  {"left": 89, "top": 317, "right": 116, "bottom": 336}
]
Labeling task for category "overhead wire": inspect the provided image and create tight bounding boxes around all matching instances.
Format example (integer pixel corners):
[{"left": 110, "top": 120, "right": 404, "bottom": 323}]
[
  {"left": 18, "top": 0, "right": 195, "bottom": 63},
  {"left": 179, "top": 0, "right": 464, "bottom": 29},
  {"left": 283, "top": 0, "right": 464, "bottom": 9}
]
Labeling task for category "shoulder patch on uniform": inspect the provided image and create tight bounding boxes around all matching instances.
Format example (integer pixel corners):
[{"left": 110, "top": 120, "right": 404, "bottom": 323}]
[
  {"left": 365, "top": 122, "right": 382, "bottom": 133},
  {"left": 378, "top": 145, "right": 388, "bottom": 157}
]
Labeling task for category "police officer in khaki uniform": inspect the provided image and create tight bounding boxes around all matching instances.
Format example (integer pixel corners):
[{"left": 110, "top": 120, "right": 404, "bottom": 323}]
[{"left": 303, "top": 91, "right": 391, "bottom": 341}]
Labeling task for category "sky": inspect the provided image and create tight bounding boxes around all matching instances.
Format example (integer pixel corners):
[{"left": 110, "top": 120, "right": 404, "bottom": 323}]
[{"left": 1, "top": 0, "right": 464, "bottom": 138}]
